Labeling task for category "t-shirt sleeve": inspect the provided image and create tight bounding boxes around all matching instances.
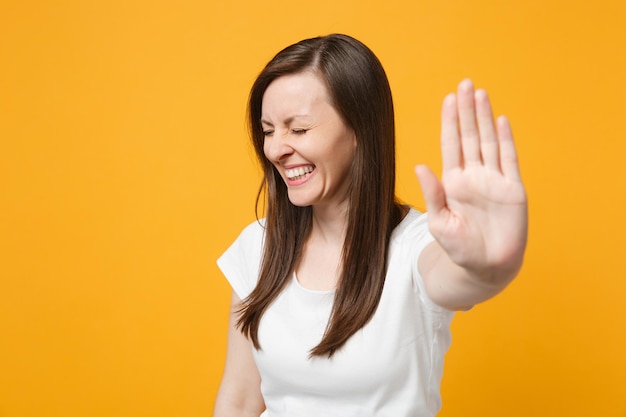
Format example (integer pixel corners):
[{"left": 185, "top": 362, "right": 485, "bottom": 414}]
[
  {"left": 405, "top": 212, "right": 453, "bottom": 313},
  {"left": 216, "top": 220, "right": 265, "bottom": 300}
]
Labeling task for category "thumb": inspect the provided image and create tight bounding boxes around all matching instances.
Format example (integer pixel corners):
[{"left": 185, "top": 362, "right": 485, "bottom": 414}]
[{"left": 414, "top": 164, "right": 447, "bottom": 216}]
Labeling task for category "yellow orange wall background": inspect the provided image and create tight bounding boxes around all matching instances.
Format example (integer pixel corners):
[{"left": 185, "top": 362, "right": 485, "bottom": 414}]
[{"left": 1, "top": 1, "right": 625, "bottom": 416}]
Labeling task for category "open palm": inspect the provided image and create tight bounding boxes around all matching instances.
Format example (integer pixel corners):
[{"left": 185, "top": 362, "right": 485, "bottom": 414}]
[{"left": 415, "top": 79, "right": 528, "bottom": 275}]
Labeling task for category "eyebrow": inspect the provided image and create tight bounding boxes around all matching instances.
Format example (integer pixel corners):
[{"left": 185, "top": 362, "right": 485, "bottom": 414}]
[{"left": 260, "top": 115, "right": 310, "bottom": 127}]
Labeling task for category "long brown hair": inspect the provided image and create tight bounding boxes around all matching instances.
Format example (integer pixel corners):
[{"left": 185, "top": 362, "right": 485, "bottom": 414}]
[{"left": 238, "top": 34, "right": 403, "bottom": 357}]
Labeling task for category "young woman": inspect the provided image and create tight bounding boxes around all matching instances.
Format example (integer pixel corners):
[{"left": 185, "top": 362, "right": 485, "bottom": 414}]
[{"left": 214, "top": 34, "right": 527, "bottom": 417}]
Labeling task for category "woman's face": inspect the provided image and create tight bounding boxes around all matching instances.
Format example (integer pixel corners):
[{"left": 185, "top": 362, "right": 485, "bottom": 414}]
[{"left": 261, "top": 71, "right": 356, "bottom": 211}]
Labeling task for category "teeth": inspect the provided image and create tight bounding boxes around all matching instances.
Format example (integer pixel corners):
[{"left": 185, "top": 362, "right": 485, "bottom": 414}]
[{"left": 285, "top": 165, "right": 314, "bottom": 180}]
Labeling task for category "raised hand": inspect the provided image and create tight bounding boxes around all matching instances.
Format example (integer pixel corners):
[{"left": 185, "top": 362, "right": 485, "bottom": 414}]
[{"left": 415, "top": 79, "right": 528, "bottom": 279}]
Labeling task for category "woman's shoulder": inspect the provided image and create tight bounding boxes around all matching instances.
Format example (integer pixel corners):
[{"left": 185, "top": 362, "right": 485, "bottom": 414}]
[
  {"left": 240, "top": 217, "right": 266, "bottom": 237},
  {"left": 392, "top": 207, "right": 428, "bottom": 240},
  {"left": 230, "top": 218, "right": 267, "bottom": 251}
]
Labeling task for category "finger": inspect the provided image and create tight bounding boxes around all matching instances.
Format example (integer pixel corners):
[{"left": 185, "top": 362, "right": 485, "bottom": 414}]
[
  {"left": 441, "top": 93, "right": 461, "bottom": 172},
  {"left": 496, "top": 116, "right": 522, "bottom": 181},
  {"left": 415, "top": 164, "right": 447, "bottom": 217},
  {"left": 475, "top": 89, "right": 500, "bottom": 171},
  {"left": 457, "top": 79, "right": 481, "bottom": 165}
]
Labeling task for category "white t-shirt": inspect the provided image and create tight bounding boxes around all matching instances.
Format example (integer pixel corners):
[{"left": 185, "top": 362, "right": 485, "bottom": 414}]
[{"left": 217, "top": 209, "right": 454, "bottom": 417}]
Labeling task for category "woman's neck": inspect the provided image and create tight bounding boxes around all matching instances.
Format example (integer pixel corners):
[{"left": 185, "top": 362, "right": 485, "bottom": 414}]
[{"left": 309, "top": 200, "right": 349, "bottom": 246}]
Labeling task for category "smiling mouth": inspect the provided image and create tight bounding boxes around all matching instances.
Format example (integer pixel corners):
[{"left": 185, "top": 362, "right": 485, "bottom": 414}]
[{"left": 285, "top": 165, "right": 315, "bottom": 181}]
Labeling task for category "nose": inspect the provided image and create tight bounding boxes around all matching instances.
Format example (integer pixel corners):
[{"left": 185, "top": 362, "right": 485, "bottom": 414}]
[{"left": 263, "top": 131, "right": 294, "bottom": 163}]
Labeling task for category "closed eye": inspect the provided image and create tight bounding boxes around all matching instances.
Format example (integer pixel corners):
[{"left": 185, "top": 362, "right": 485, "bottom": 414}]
[
  {"left": 292, "top": 129, "right": 308, "bottom": 135},
  {"left": 263, "top": 130, "right": 274, "bottom": 137}
]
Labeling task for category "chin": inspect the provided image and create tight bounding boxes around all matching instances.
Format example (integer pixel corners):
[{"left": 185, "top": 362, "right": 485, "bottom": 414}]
[
  {"left": 287, "top": 198, "right": 314, "bottom": 208},
  {"left": 286, "top": 191, "right": 317, "bottom": 208}
]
